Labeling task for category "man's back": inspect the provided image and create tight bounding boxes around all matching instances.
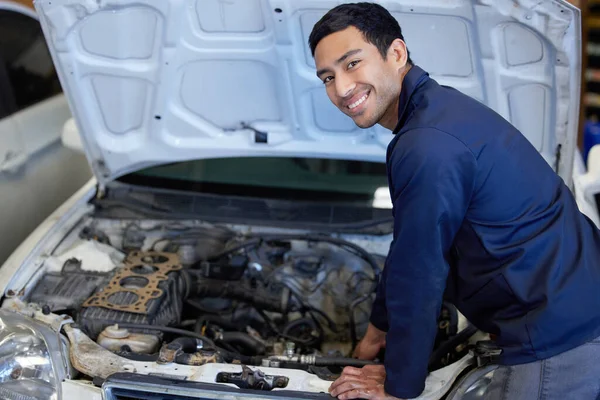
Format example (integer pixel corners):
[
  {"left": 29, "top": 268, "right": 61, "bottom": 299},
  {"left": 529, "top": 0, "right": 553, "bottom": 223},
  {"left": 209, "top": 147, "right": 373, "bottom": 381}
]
[{"left": 389, "top": 65, "right": 600, "bottom": 365}]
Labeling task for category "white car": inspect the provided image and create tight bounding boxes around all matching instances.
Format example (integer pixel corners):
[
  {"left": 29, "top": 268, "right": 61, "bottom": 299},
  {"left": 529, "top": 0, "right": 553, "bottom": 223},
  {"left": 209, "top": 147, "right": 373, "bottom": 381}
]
[{"left": 0, "top": 1, "right": 592, "bottom": 399}]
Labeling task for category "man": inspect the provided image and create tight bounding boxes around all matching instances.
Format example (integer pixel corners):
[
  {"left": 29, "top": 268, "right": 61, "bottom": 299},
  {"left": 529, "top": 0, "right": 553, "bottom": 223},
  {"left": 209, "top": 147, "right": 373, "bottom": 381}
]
[{"left": 309, "top": 3, "right": 600, "bottom": 400}]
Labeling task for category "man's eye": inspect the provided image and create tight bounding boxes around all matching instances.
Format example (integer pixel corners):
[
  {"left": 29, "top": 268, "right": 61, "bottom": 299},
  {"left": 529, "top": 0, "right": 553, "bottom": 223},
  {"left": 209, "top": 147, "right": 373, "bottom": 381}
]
[
  {"left": 323, "top": 76, "right": 333, "bottom": 84},
  {"left": 348, "top": 60, "right": 360, "bottom": 69}
]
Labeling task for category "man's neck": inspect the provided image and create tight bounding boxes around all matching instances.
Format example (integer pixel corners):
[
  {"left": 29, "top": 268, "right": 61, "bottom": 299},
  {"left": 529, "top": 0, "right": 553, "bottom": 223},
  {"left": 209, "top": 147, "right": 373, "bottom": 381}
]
[{"left": 378, "top": 64, "right": 412, "bottom": 131}]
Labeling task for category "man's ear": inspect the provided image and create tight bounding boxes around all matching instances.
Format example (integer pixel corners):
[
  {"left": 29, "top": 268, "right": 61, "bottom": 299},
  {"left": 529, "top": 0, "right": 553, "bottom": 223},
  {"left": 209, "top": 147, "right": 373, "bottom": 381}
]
[{"left": 388, "top": 38, "right": 408, "bottom": 69}]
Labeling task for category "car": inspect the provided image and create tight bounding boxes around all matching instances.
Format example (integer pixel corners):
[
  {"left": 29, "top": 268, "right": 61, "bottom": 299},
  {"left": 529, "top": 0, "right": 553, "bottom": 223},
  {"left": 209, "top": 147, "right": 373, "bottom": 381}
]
[
  {"left": 0, "top": 1, "right": 590, "bottom": 399},
  {"left": 0, "top": 0, "right": 92, "bottom": 265}
]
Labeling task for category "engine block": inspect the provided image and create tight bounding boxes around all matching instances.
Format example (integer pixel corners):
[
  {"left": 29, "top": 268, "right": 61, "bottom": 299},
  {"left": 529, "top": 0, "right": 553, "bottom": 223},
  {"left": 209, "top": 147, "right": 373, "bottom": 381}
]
[{"left": 78, "top": 251, "right": 185, "bottom": 339}]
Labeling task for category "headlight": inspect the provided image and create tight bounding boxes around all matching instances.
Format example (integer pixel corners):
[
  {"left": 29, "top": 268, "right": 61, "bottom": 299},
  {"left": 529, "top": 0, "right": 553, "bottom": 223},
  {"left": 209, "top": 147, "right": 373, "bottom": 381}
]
[{"left": 0, "top": 310, "right": 67, "bottom": 400}]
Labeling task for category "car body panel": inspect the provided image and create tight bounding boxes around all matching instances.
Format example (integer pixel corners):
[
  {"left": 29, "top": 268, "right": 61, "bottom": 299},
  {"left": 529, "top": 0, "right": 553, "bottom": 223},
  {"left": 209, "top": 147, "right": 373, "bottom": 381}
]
[{"left": 34, "top": 0, "right": 581, "bottom": 188}]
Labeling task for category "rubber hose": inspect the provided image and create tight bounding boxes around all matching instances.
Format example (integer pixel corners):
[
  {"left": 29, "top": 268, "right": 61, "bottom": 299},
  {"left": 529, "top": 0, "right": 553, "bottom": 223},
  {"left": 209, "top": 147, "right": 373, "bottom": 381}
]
[
  {"left": 220, "top": 332, "right": 266, "bottom": 355},
  {"left": 115, "top": 323, "right": 218, "bottom": 350},
  {"left": 428, "top": 324, "right": 478, "bottom": 371},
  {"left": 191, "top": 280, "right": 285, "bottom": 313},
  {"left": 442, "top": 301, "right": 459, "bottom": 336},
  {"left": 314, "top": 357, "right": 380, "bottom": 367},
  {"left": 170, "top": 337, "right": 199, "bottom": 353}
]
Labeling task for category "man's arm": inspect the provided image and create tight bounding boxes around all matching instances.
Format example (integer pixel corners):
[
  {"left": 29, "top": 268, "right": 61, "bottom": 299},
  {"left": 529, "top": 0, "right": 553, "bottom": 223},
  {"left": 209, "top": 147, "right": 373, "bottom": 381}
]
[{"left": 381, "top": 128, "right": 476, "bottom": 398}]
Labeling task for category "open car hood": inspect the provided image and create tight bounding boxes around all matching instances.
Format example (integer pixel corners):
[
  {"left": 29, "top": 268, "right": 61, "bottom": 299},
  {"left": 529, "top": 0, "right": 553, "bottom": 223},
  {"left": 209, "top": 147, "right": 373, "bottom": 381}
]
[{"left": 34, "top": 0, "right": 581, "bottom": 187}]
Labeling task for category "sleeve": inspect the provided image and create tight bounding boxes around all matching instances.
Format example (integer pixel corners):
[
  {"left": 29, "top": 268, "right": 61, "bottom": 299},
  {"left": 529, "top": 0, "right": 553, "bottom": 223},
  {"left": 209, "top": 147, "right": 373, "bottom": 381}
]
[
  {"left": 380, "top": 129, "right": 477, "bottom": 399},
  {"left": 369, "top": 244, "right": 390, "bottom": 331}
]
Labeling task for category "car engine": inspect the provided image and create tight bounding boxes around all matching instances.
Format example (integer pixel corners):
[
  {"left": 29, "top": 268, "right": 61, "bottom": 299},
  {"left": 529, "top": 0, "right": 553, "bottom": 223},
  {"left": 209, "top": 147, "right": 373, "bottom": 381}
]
[{"left": 26, "top": 220, "right": 466, "bottom": 380}]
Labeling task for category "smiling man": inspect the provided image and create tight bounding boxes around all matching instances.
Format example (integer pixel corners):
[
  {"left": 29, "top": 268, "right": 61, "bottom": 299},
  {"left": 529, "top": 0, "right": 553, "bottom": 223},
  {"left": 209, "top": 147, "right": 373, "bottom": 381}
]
[{"left": 309, "top": 2, "right": 600, "bottom": 400}]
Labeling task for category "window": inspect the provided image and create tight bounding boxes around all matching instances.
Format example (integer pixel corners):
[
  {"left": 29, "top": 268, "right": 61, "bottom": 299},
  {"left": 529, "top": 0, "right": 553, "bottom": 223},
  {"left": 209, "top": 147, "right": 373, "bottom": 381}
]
[
  {"left": 0, "top": 9, "right": 62, "bottom": 119},
  {"left": 119, "top": 156, "right": 389, "bottom": 205}
]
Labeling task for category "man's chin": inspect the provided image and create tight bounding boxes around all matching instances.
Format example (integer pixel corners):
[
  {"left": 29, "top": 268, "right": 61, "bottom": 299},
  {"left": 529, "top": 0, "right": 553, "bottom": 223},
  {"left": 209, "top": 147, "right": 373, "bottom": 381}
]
[{"left": 352, "top": 116, "right": 377, "bottom": 129}]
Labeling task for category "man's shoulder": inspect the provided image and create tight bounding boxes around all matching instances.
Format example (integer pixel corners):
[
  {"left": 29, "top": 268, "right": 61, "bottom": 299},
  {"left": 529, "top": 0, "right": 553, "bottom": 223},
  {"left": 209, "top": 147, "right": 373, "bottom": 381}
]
[{"left": 388, "top": 127, "right": 476, "bottom": 166}]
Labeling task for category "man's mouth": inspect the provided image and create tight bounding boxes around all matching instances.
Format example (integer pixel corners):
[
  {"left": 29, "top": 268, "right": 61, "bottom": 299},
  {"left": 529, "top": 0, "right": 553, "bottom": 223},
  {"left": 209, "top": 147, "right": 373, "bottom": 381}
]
[{"left": 348, "top": 91, "right": 369, "bottom": 110}]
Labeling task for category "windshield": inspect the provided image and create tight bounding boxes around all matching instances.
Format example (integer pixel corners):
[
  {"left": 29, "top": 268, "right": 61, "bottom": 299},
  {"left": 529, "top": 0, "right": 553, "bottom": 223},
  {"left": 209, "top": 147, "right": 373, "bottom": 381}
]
[{"left": 118, "top": 157, "right": 391, "bottom": 207}]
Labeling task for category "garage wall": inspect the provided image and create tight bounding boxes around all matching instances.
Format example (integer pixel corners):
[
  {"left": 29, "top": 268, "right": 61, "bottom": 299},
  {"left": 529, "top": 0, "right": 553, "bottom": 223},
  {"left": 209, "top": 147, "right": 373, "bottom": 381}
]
[{"left": 0, "top": 2, "right": 93, "bottom": 264}]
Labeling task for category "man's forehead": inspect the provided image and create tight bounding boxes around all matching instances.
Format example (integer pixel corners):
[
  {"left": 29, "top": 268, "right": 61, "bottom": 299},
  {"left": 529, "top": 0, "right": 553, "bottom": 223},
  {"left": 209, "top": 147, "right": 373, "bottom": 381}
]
[{"left": 314, "top": 27, "right": 369, "bottom": 65}]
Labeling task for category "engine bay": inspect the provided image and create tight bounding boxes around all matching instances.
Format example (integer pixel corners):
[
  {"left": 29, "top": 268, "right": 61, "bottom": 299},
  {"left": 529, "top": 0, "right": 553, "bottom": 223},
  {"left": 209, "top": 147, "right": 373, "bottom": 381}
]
[{"left": 21, "top": 218, "right": 469, "bottom": 385}]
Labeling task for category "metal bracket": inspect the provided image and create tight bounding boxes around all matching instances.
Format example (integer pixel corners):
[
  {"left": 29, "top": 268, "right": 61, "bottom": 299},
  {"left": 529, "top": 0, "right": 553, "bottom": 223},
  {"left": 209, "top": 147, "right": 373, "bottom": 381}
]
[{"left": 216, "top": 365, "right": 289, "bottom": 390}]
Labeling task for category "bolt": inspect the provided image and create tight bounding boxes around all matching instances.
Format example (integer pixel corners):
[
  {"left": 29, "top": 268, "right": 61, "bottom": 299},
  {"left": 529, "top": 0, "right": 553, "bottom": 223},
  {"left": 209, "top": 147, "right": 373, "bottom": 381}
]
[{"left": 285, "top": 342, "right": 295, "bottom": 358}]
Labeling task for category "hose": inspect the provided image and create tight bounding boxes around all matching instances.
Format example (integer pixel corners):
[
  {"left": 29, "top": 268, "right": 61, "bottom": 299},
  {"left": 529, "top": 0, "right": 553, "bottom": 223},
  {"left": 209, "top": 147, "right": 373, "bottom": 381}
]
[
  {"left": 187, "top": 277, "right": 285, "bottom": 313},
  {"left": 170, "top": 337, "right": 198, "bottom": 353},
  {"left": 115, "top": 323, "right": 218, "bottom": 350},
  {"left": 427, "top": 324, "right": 478, "bottom": 371},
  {"left": 220, "top": 332, "right": 266, "bottom": 355},
  {"left": 313, "top": 356, "right": 379, "bottom": 367},
  {"left": 442, "top": 301, "right": 459, "bottom": 336}
]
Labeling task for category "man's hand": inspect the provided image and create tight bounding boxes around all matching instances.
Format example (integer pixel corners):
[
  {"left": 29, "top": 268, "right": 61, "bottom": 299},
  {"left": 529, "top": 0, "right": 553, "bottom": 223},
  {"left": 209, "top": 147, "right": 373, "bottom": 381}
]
[
  {"left": 328, "top": 365, "right": 401, "bottom": 400},
  {"left": 353, "top": 323, "right": 386, "bottom": 360}
]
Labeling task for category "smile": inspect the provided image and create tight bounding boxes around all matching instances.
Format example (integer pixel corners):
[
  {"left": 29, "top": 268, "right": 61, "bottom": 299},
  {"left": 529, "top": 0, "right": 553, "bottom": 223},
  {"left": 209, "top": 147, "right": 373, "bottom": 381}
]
[{"left": 348, "top": 92, "right": 369, "bottom": 110}]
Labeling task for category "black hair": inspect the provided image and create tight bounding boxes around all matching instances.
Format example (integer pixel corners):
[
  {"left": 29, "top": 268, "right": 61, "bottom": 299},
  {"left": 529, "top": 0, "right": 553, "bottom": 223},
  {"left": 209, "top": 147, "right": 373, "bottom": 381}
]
[{"left": 308, "top": 2, "right": 412, "bottom": 64}]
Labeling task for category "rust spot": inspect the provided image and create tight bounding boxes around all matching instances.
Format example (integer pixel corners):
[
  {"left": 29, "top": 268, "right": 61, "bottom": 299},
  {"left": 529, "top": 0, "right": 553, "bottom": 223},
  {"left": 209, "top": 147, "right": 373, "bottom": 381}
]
[
  {"left": 10, "top": 367, "right": 22, "bottom": 379},
  {"left": 180, "top": 350, "right": 223, "bottom": 366},
  {"left": 157, "top": 342, "right": 179, "bottom": 364}
]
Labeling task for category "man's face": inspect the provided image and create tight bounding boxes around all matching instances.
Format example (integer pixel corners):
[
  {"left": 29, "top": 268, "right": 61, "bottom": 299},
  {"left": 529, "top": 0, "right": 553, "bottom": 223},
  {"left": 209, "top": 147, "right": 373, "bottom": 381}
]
[{"left": 314, "top": 26, "right": 403, "bottom": 129}]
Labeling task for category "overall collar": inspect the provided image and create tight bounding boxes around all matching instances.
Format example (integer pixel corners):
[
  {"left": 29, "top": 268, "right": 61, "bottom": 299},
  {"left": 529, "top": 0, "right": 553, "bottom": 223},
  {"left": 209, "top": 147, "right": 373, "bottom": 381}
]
[{"left": 391, "top": 65, "right": 430, "bottom": 135}]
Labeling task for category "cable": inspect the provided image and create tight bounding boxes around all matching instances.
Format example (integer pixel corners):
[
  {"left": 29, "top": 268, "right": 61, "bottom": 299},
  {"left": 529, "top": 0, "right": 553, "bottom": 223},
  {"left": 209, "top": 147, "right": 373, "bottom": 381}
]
[
  {"left": 278, "top": 281, "right": 339, "bottom": 333},
  {"left": 253, "top": 308, "right": 316, "bottom": 345},
  {"left": 349, "top": 294, "right": 373, "bottom": 349}
]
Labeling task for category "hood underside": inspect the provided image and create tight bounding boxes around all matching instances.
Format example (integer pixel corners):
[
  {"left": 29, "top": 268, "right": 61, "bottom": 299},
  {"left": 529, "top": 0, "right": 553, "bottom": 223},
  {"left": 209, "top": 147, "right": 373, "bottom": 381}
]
[{"left": 34, "top": 0, "right": 581, "bottom": 186}]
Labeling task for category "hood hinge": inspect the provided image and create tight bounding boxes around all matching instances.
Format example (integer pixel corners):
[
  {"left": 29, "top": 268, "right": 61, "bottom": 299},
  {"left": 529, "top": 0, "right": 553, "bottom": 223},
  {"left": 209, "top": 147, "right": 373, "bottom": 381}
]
[{"left": 96, "top": 182, "right": 107, "bottom": 199}]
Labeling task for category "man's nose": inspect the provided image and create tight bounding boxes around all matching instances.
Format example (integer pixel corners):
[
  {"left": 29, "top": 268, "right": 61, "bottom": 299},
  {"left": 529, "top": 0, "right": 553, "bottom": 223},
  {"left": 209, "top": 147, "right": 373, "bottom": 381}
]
[{"left": 335, "top": 73, "right": 355, "bottom": 98}]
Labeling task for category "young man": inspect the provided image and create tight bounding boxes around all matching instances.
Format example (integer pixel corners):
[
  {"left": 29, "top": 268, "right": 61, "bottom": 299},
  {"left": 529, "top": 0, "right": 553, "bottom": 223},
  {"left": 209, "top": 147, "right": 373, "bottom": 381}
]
[{"left": 309, "top": 3, "right": 600, "bottom": 400}]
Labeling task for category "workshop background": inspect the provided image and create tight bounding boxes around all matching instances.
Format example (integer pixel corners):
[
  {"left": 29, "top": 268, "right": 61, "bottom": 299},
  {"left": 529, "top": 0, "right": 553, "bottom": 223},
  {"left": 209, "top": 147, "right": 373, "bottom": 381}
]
[
  {"left": 0, "top": 0, "right": 92, "bottom": 265},
  {"left": 0, "top": 0, "right": 596, "bottom": 267}
]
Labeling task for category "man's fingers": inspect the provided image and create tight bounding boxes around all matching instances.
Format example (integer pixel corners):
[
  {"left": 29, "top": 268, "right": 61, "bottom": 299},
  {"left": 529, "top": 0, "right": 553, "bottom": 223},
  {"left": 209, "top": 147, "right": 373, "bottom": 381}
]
[
  {"left": 329, "top": 372, "right": 362, "bottom": 394},
  {"left": 328, "top": 367, "right": 366, "bottom": 393},
  {"left": 342, "top": 366, "right": 363, "bottom": 376},
  {"left": 337, "top": 386, "right": 386, "bottom": 400},
  {"left": 330, "top": 380, "right": 367, "bottom": 397},
  {"left": 338, "top": 388, "right": 365, "bottom": 400}
]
